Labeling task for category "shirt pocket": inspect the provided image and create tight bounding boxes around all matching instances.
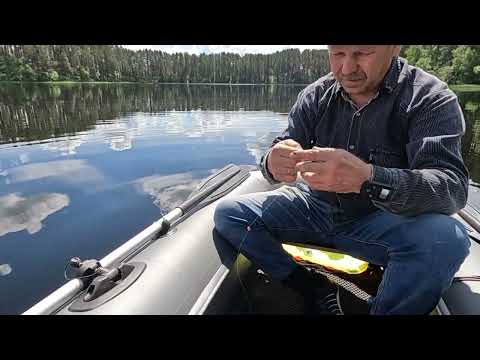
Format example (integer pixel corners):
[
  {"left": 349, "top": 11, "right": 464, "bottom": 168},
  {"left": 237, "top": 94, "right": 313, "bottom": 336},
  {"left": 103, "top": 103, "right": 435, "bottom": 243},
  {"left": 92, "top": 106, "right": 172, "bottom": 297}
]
[{"left": 368, "top": 146, "right": 406, "bottom": 169}]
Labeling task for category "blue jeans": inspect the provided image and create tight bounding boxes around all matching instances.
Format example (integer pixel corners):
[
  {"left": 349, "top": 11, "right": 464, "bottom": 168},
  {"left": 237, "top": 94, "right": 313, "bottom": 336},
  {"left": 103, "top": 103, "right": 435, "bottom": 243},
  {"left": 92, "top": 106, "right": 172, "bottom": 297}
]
[{"left": 213, "top": 184, "right": 470, "bottom": 315}]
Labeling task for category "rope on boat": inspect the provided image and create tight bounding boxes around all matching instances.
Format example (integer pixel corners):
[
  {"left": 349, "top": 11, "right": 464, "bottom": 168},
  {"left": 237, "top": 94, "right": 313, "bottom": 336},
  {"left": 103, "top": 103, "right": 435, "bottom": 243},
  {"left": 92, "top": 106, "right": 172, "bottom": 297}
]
[
  {"left": 295, "top": 260, "right": 373, "bottom": 302},
  {"left": 313, "top": 267, "right": 373, "bottom": 303}
]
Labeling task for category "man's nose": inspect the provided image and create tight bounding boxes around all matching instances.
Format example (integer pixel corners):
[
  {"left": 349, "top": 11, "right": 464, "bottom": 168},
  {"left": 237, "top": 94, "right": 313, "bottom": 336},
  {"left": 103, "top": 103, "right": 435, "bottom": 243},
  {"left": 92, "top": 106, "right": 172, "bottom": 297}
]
[{"left": 341, "top": 56, "right": 358, "bottom": 75}]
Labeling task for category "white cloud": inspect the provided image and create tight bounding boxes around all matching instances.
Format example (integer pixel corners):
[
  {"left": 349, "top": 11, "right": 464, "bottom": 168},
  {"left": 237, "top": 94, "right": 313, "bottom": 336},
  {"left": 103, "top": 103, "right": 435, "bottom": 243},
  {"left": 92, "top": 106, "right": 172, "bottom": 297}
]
[
  {"left": 0, "top": 264, "right": 12, "bottom": 276},
  {"left": 0, "top": 193, "right": 70, "bottom": 237},
  {"left": 0, "top": 159, "right": 105, "bottom": 187},
  {"left": 121, "top": 45, "right": 327, "bottom": 55}
]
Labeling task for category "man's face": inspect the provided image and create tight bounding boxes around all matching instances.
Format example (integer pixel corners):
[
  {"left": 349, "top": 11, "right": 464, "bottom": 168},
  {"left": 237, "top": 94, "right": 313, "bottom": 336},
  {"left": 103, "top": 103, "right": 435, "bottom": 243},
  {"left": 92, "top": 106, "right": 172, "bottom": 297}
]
[{"left": 328, "top": 45, "right": 401, "bottom": 97}]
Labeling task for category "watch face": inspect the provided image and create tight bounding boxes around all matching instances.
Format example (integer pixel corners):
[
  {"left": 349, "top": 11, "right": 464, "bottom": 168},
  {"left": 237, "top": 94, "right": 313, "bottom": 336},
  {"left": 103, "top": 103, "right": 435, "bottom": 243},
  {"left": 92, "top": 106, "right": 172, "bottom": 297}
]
[
  {"left": 379, "top": 188, "right": 391, "bottom": 200},
  {"left": 362, "top": 181, "right": 393, "bottom": 202}
]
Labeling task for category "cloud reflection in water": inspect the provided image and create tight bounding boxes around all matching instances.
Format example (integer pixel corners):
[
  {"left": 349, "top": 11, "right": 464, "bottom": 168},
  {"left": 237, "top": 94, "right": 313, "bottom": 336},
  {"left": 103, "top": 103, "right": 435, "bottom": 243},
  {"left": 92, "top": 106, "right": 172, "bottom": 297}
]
[
  {"left": 134, "top": 170, "right": 217, "bottom": 213},
  {"left": 0, "top": 159, "right": 105, "bottom": 187},
  {"left": 0, "top": 193, "right": 70, "bottom": 237},
  {"left": 0, "top": 264, "right": 12, "bottom": 276}
]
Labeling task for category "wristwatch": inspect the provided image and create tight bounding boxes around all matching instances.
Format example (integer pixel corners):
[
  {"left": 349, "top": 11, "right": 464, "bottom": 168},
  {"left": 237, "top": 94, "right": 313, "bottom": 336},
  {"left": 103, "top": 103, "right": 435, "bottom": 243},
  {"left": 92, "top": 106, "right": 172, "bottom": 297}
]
[{"left": 360, "top": 180, "right": 394, "bottom": 202}]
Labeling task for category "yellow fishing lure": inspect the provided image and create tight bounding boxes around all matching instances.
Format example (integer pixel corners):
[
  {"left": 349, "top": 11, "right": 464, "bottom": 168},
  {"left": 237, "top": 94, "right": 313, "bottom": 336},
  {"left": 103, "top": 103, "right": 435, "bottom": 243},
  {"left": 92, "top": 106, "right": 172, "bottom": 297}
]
[{"left": 282, "top": 244, "right": 369, "bottom": 274}]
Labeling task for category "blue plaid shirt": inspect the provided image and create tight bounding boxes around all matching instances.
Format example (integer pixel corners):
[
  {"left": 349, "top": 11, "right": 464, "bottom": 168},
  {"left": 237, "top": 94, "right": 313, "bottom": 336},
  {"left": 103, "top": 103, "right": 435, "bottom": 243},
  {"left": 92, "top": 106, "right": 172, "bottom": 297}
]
[{"left": 260, "top": 56, "right": 469, "bottom": 217}]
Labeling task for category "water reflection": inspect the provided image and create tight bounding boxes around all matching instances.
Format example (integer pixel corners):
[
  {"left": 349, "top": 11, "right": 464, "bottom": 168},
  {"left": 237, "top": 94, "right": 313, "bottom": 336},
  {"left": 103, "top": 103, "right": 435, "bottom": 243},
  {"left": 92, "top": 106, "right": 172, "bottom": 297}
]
[
  {"left": 0, "top": 263, "right": 12, "bottom": 276},
  {"left": 1, "top": 159, "right": 105, "bottom": 187},
  {"left": 109, "top": 134, "right": 132, "bottom": 151},
  {"left": 0, "top": 192, "right": 69, "bottom": 236},
  {"left": 134, "top": 170, "right": 216, "bottom": 213},
  {"left": 42, "top": 137, "right": 86, "bottom": 155},
  {"left": 0, "top": 83, "right": 298, "bottom": 145},
  {"left": 1, "top": 84, "right": 478, "bottom": 176},
  {"left": 247, "top": 131, "right": 285, "bottom": 164},
  {"left": 19, "top": 154, "right": 30, "bottom": 164},
  {"left": 0, "top": 103, "right": 289, "bottom": 313}
]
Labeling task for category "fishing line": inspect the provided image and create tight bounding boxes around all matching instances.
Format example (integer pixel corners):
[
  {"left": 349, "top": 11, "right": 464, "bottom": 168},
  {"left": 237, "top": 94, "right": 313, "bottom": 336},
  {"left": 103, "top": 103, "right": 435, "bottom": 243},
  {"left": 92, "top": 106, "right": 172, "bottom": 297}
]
[{"left": 234, "top": 193, "right": 283, "bottom": 314}]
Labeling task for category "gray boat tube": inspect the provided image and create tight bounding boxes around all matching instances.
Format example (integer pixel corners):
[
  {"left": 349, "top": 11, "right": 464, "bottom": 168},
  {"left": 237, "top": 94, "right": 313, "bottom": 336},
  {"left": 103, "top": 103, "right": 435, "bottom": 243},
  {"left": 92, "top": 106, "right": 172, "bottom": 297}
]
[
  {"left": 459, "top": 207, "right": 480, "bottom": 234},
  {"left": 23, "top": 210, "right": 184, "bottom": 315},
  {"left": 23, "top": 164, "right": 250, "bottom": 315}
]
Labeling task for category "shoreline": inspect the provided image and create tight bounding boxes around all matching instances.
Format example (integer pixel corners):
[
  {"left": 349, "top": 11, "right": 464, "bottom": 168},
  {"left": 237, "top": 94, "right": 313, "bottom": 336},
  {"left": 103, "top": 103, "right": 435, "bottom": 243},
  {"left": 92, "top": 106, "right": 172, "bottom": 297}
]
[
  {"left": 0, "top": 81, "right": 311, "bottom": 86},
  {"left": 1, "top": 81, "right": 479, "bottom": 88}
]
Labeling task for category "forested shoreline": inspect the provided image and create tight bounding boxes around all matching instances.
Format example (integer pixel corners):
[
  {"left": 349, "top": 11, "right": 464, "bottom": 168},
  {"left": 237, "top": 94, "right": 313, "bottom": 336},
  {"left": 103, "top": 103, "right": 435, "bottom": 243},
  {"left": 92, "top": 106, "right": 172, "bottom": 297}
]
[
  {"left": 1, "top": 45, "right": 480, "bottom": 84},
  {"left": 0, "top": 45, "right": 329, "bottom": 84}
]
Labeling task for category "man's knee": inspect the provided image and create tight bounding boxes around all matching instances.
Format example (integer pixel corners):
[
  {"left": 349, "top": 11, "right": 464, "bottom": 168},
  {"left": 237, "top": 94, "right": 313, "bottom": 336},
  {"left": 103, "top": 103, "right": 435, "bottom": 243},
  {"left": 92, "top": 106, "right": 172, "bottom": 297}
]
[
  {"left": 411, "top": 214, "right": 470, "bottom": 268},
  {"left": 213, "top": 197, "right": 240, "bottom": 234}
]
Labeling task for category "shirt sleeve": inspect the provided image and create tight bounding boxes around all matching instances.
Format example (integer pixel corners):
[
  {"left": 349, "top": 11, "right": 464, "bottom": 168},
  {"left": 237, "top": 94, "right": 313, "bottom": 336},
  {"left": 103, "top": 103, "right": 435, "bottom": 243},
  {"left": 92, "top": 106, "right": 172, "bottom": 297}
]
[{"left": 371, "top": 89, "right": 469, "bottom": 216}]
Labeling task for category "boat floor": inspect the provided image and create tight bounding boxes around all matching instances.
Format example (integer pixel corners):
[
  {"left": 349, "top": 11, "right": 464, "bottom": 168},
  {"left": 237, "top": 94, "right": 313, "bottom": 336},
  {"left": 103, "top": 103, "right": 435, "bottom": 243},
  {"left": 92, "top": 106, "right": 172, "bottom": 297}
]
[{"left": 225, "top": 264, "right": 384, "bottom": 315}]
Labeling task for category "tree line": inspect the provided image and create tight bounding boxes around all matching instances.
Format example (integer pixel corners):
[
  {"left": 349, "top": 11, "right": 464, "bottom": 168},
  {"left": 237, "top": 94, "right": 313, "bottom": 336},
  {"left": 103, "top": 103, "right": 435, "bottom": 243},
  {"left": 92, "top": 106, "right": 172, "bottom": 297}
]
[
  {"left": 401, "top": 45, "right": 480, "bottom": 84},
  {"left": 1, "top": 45, "right": 480, "bottom": 84},
  {"left": 0, "top": 45, "right": 329, "bottom": 84}
]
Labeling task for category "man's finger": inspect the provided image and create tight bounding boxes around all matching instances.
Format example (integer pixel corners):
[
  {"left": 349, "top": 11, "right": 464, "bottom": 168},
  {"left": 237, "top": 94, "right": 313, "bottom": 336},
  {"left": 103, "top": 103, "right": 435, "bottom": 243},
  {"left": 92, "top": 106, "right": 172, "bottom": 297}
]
[
  {"left": 291, "top": 147, "right": 337, "bottom": 162},
  {"left": 295, "top": 161, "right": 328, "bottom": 173},
  {"left": 277, "top": 174, "right": 297, "bottom": 183},
  {"left": 299, "top": 171, "right": 317, "bottom": 180},
  {"left": 274, "top": 157, "right": 297, "bottom": 169},
  {"left": 299, "top": 171, "right": 329, "bottom": 183},
  {"left": 281, "top": 139, "right": 302, "bottom": 149},
  {"left": 301, "top": 178, "right": 331, "bottom": 192},
  {"left": 275, "top": 168, "right": 298, "bottom": 176},
  {"left": 276, "top": 145, "right": 302, "bottom": 158}
]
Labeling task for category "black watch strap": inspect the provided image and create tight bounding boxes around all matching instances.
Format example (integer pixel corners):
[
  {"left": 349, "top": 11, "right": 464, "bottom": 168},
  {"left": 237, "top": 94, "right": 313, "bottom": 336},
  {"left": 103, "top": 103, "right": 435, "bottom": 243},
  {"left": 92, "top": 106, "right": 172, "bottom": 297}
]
[{"left": 361, "top": 180, "right": 394, "bottom": 202}]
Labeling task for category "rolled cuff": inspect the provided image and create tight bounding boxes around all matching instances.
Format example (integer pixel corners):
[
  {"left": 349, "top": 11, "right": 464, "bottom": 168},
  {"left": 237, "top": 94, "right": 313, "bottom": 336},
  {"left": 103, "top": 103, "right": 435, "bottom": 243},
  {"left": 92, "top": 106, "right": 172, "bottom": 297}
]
[{"left": 260, "top": 149, "right": 281, "bottom": 185}]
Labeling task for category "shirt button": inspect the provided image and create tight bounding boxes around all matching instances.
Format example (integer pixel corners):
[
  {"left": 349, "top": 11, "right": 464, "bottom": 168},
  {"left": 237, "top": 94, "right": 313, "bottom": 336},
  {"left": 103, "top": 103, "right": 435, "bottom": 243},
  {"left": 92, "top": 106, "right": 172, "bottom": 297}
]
[
  {"left": 349, "top": 145, "right": 355, "bottom": 150},
  {"left": 355, "top": 112, "right": 361, "bottom": 117}
]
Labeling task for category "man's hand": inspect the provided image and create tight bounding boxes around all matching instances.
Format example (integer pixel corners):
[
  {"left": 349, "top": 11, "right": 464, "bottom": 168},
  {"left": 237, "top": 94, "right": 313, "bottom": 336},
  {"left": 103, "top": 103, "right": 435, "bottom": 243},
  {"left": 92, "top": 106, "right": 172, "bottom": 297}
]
[
  {"left": 267, "top": 139, "right": 303, "bottom": 183},
  {"left": 292, "top": 147, "right": 373, "bottom": 193}
]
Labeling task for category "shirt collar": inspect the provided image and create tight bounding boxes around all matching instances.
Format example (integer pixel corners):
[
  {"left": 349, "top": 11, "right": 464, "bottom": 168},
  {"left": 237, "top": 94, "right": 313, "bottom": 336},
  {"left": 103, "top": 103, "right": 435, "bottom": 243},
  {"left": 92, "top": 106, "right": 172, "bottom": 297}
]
[{"left": 380, "top": 56, "right": 401, "bottom": 94}]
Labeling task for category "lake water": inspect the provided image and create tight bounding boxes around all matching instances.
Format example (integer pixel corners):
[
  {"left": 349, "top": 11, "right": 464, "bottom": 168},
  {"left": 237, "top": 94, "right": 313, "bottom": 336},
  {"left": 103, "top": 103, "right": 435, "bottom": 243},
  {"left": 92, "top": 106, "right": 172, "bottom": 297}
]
[{"left": 1, "top": 83, "right": 480, "bottom": 314}]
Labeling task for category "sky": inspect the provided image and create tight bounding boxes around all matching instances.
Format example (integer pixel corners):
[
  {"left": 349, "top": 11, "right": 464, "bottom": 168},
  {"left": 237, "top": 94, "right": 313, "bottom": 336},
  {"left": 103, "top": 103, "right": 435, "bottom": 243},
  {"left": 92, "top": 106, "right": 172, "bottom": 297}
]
[{"left": 121, "top": 45, "right": 327, "bottom": 55}]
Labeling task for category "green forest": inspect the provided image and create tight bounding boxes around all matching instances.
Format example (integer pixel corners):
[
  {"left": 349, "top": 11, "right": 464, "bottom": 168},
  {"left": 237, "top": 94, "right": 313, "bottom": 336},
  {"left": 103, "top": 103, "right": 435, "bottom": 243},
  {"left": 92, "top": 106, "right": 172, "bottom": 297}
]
[
  {"left": 0, "top": 45, "right": 329, "bottom": 84},
  {"left": 1, "top": 45, "right": 480, "bottom": 84}
]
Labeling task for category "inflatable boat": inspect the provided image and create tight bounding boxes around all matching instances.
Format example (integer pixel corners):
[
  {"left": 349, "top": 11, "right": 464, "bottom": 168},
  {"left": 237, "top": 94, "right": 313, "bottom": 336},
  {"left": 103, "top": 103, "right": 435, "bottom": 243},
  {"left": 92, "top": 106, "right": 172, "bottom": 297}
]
[{"left": 23, "top": 164, "right": 480, "bottom": 315}]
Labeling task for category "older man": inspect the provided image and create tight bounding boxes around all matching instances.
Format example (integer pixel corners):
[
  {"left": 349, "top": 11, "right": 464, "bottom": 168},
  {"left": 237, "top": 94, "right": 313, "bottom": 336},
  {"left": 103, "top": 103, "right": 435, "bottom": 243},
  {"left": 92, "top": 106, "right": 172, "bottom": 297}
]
[{"left": 214, "top": 45, "right": 471, "bottom": 315}]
